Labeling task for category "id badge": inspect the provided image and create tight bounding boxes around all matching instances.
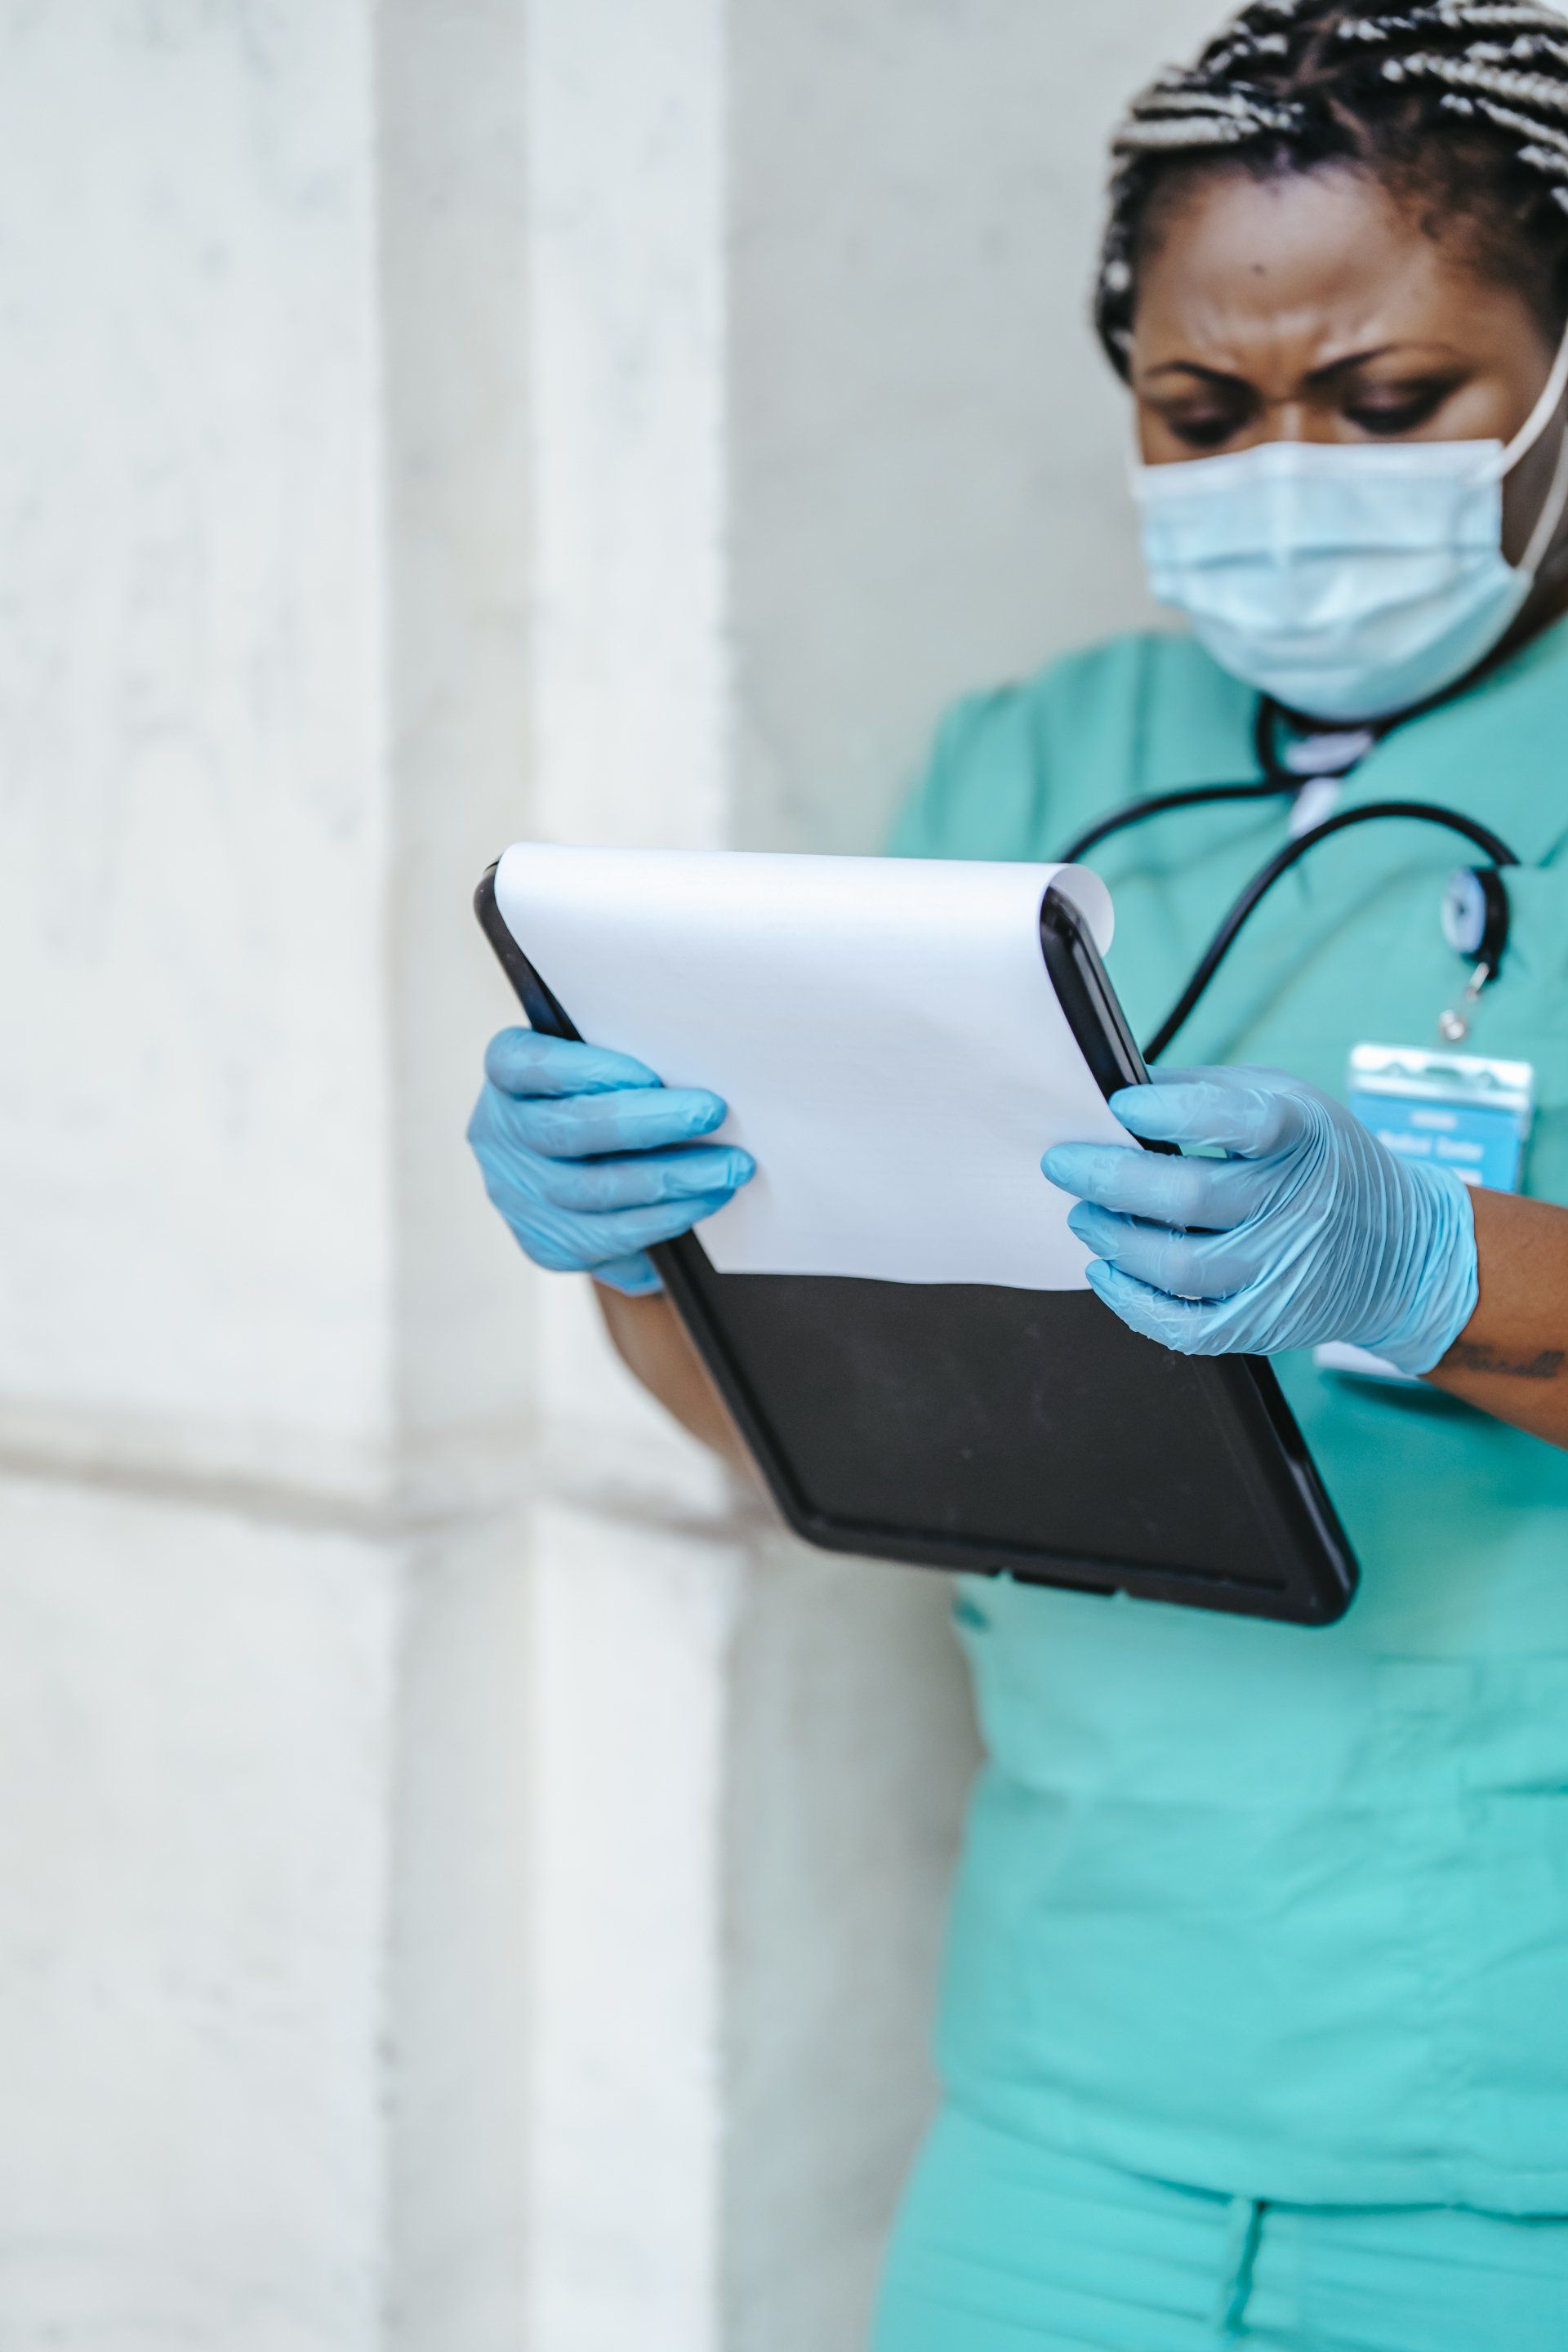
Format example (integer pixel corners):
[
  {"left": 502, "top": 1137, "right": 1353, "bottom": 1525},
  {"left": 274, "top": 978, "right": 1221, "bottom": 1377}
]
[{"left": 1315, "top": 1044, "right": 1535, "bottom": 1383}]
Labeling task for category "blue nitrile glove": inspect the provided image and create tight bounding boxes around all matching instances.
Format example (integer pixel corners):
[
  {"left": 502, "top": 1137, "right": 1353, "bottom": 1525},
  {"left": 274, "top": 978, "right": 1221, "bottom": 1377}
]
[
  {"left": 467, "top": 1028, "right": 755, "bottom": 1297},
  {"left": 1042, "top": 1066, "right": 1479, "bottom": 1374}
]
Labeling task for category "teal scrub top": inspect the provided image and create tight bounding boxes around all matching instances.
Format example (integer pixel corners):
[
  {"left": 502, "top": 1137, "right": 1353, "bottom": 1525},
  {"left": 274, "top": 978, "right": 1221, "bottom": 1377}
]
[{"left": 891, "top": 620, "right": 1568, "bottom": 2215}]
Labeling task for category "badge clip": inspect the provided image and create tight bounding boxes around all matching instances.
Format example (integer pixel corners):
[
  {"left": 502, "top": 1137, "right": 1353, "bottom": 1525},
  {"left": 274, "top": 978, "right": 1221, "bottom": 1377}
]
[{"left": 1438, "top": 960, "right": 1492, "bottom": 1045}]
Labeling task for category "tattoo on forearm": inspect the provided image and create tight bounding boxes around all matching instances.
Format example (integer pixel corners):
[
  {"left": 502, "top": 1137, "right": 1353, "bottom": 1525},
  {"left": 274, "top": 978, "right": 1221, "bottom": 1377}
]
[{"left": 1447, "top": 1340, "right": 1566, "bottom": 1383}]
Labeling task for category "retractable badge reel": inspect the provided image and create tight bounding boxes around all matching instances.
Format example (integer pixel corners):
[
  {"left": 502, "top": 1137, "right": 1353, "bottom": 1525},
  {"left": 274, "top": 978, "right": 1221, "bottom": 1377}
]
[{"left": 1316, "top": 864, "right": 1535, "bottom": 1384}]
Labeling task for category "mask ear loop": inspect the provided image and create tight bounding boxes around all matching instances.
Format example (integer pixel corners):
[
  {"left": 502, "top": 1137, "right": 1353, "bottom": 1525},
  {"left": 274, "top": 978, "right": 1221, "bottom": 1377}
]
[
  {"left": 1521, "top": 406, "right": 1568, "bottom": 578},
  {"left": 1498, "top": 315, "right": 1568, "bottom": 577},
  {"left": 1500, "top": 312, "right": 1568, "bottom": 478}
]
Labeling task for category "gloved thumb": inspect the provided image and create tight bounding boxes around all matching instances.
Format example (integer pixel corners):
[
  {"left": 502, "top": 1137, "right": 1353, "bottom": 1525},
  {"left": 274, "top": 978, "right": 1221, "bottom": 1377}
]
[{"left": 1110, "top": 1071, "right": 1302, "bottom": 1159}]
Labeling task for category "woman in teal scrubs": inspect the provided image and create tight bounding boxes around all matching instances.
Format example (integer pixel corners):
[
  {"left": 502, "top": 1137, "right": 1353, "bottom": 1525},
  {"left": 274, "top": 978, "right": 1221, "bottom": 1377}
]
[{"left": 470, "top": 4, "right": 1568, "bottom": 2343}]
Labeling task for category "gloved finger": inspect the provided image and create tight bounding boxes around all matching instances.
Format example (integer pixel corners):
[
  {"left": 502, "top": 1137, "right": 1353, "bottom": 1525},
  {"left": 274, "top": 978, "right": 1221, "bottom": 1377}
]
[
  {"left": 1109, "top": 1072, "right": 1313, "bottom": 1159},
  {"left": 592, "top": 1251, "right": 663, "bottom": 1297},
  {"left": 528, "top": 1143, "right": 755, "bottom": 1214},
  {"left": 472, "top": 1078, "right": 728, "bottom": 1160},
  {"left": 1147, "top": 1063, "right": 1307, "bottom": 1095},
  {"left": 1085, "top": 1258, "right": 1232, "bottom": 1356},
  {"left": 483, "top": 1181, "right": 739, "bottom": 1271},
  {"left": 483, "top": 1027, "right": 663, "bottom": 1098},
  {"left": 1043, "top": 1140, "right": 1272, "bottom": 1232},
  {"left": 1068, "top": 1202, "right": 1271, "bottom": 1302},
  {"left": 572, "top": 1192, "right": 739, "bottom": 1258}
]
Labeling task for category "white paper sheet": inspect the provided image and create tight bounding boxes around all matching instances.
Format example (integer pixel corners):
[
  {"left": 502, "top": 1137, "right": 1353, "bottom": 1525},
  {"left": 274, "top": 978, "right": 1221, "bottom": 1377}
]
[{"left": 492, "top": 845, "right": 1134, "bottom": 1290}]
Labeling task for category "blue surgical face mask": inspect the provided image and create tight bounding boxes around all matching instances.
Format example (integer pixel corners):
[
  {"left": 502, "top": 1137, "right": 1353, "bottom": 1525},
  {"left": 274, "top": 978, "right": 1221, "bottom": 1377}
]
[{"left": 1132, "top": 327, "right": 1568, "bottom": 724}]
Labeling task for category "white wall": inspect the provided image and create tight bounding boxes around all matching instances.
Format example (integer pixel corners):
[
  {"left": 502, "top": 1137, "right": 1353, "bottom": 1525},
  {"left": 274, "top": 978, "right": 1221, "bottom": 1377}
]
[
  {"left": 374, "top": 9, "right": 537, "bottom": 2341},
  {"left": 0, "top": 10, "right": 398, "bottom": 2346},
  {"left": 0, "top": 1479, "right": 394, "bottom": 2352},
  {"left": 0, "top": 5, "right": 538, "bottom": 2345},
  {"left": 518, "top": 5, "right": 1219, "bottom": 2349},
  {"left": 0, "top": 4, "right": 1217, "bottom": 2350},
  {"left": 731, "top": 0, "right": 1220, "bottom": 856},
  {"left": 0, "top": 1, "right": 393, "bottom": 1505}
]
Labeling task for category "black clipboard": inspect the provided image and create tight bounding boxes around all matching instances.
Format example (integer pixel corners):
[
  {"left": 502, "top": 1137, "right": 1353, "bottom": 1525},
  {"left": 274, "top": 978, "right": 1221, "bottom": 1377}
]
[{"left": 476, "top": 863, "right": 1359, "bottom": 1626}]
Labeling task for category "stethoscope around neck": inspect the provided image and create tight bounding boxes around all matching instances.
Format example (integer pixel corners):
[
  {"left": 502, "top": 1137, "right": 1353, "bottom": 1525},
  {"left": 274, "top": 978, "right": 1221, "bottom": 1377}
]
[{"left": 1058, "top": 695, "right": 1521, "bottom": 1064}]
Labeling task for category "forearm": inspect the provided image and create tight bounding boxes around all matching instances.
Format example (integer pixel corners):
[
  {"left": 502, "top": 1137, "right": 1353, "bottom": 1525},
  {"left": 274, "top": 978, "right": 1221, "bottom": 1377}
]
[
  {"left": 1425, "top": 1187, "right": 1568, "bottom": 1447},
  {"left": 594, "top": 1282, "right": 756, "bottom": 1474}
]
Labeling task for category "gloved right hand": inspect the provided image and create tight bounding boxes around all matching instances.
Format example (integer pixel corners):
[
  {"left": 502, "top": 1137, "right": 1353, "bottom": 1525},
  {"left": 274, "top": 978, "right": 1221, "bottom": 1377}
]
[{"left": 467, "top": 1027, "right": 755, "bottom": 1296}]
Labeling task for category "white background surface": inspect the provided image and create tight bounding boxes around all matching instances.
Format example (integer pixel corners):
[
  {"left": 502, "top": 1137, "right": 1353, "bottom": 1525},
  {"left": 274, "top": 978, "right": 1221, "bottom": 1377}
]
[{"left": 0, "top": 2, "right": 1218, "bottom": 2348}]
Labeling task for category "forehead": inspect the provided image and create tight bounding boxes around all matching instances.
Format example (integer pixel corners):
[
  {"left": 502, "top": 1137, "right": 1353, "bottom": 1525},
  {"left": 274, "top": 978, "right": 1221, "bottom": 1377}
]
[{"left": 1132, "top": 162, "right": 1536, "bottom": 374}]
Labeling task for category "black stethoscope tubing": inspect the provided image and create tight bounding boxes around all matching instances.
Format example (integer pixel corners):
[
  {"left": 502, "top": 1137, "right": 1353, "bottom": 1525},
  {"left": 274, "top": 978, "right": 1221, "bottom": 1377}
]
[{"left": 1060, "top": 697, "right": 1521, "bottom": 1062}]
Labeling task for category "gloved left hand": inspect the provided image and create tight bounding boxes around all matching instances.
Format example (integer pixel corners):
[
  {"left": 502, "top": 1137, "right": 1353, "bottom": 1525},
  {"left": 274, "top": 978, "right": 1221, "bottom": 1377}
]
[
  {"left": 1042, "top": 1065, "right": 1479, "bottom": 1374},
  {"left": 467, "top": 1027, "right": 754, "bottom": 1296}
]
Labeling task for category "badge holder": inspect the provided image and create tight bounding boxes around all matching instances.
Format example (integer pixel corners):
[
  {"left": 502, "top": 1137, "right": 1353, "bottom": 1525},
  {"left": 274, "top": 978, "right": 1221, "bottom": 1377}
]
[
  {"left": 1317, "top": 858, "right": 1532, "bottom": 1383},
  {"left": 1316, "top": 1043, "right": 1534, "bottom": 1383}
]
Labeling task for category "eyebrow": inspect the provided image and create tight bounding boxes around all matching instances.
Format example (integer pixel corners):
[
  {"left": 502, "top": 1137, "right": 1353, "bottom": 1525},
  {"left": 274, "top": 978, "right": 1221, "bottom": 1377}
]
[{"left": 1141, "top": 342, "right": 1464, "bottom": 390}]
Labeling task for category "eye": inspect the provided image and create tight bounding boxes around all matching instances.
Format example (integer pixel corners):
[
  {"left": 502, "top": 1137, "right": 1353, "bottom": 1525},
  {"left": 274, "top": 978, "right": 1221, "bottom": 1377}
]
[
  {"left": 1138, "top": 373, "right": 1257, "bottom": 452},
  {"left": 1146, "top": 394, "right": 1253, "bottom": 452},
  {"left": 1342, "top": 384, "right": 1454, "bottom": 437},
  {"left": 1165, "top": 410, "right": 1248, "bottom": 451}
]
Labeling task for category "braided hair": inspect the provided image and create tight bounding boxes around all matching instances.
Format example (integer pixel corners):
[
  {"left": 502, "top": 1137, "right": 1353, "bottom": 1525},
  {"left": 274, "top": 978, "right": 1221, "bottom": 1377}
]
[{"left": 1098, "top": 2, "right": 1568, "bottom": 376}]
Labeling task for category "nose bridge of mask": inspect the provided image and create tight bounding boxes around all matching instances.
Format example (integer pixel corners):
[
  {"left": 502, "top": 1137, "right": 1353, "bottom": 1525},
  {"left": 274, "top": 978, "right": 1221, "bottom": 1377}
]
[
  {"left": 1134, "top": 435, "right": 1500, "bottom": 565},
  {"left": 1263, "top": 443, "right": 1316, "bottom": 563}
]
